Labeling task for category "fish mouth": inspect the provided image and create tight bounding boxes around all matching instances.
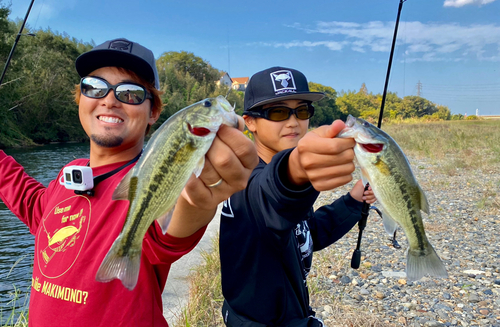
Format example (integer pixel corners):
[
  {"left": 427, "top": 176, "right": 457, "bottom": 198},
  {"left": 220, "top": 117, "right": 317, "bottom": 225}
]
[
  {"left": 187, "top": 123, "right": 214, "bottom": 137},
  {"left": 359, "top": 143, "right": 384, "bottom": 153}
]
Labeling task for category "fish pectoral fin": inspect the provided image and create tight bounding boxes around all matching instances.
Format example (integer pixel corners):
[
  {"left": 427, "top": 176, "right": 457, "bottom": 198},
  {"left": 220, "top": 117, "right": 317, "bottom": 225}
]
[
  {"left": 112, "top": 169, "right": 133, "bottom": 201},
  {"left": 156, "top": 207, "right": 174, "bottom": 235},
  {"left": 418, "top": 185, "right": 430, "bottom": 215},
  {"left": 193, "top": 156, "right": 205, "bottom": 178},
  {"left": 380, "top": 207, "right": 399, "bottom": 236},
  {"left": 360, "top": 170, "right": 370, "bottom": 187}
]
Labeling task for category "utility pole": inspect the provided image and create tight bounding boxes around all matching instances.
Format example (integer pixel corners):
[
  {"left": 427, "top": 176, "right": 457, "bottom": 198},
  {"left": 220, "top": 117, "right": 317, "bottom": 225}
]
[{"left": 416, "top": 80, "right": 422, "bottom": 97}]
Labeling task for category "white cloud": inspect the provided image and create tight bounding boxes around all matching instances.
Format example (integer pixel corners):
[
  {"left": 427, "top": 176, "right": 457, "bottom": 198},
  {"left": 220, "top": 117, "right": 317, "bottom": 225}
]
[
  {"left": 263, "top": 21, "right": 500, "bottom": 62},
  {"left": 443, "top": 0, "right": 496, "bottom": 8},
  {"left": 271, "top": 41, "right": 345, "bottom": 51}
]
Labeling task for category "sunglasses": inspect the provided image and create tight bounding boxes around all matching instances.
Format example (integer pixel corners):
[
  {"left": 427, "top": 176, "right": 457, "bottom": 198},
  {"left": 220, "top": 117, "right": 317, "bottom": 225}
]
[
  {"left": 247, "top": 103, "right": 315, "bottom": 122},
  {"left": 80, "top": 76, "right": 152, "bottom": 105}
]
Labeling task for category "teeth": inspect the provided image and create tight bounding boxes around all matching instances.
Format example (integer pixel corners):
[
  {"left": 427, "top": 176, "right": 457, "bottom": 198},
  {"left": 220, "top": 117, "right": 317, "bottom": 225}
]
[{"left": 99, "top": 116, "right": 123, "bottom": 123}]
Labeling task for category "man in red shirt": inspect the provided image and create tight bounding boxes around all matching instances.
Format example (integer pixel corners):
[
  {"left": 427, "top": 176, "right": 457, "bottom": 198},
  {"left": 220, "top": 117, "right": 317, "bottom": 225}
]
[{"left": 0, "top": 38, "right": 257, "bottom": 326}]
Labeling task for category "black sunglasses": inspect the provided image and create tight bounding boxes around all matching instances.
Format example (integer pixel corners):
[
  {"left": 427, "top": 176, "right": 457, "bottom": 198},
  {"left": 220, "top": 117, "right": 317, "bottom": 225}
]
[
  {"left": 80, "top": 76, "right": 152, "bottom": 105},
  {"left": 246, "top": 103, "right": 315, "bottom": 122}
]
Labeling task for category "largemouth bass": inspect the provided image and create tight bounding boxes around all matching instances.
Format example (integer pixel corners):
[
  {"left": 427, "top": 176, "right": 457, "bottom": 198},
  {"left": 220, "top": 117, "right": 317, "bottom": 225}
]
[
  {"left": 95, "top": 95, "right": 238, "bottom": 290},
  {"left": 338, "top": 115, "right": 448, "bottom": 281}
]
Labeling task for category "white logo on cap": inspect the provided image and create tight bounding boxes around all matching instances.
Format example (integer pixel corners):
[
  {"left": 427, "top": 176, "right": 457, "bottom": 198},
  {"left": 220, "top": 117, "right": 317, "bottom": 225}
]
[{"left": 270, "top": 70, "right": 297, "bottom": 95}]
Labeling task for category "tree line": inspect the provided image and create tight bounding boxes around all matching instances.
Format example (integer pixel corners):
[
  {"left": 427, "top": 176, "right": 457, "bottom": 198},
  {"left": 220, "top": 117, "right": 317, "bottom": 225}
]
[{"left": 0, "top": 2, "right": 458, "bottom": 149}]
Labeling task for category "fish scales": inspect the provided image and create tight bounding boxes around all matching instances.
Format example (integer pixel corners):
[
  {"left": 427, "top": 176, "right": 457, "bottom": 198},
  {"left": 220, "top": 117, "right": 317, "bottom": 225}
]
[
  {"left": 95, "top": 96, "right": 238, "bottom": 290},
  {"left": 338, "top": 115, "right": 448, "bottom": 281},
  {"left": 119, "top": 139, "right": 199, "bottom": 255},
  {"left": 374, "top": 153, "right": 427, "bottom": 252}
]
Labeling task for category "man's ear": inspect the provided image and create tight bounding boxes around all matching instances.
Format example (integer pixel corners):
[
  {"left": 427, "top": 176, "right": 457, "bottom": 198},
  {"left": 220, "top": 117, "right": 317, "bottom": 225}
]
[
  {"left": 149, "top": 107, "right": 160, "bottom": 125},
  {"left": 243, "top": 115, "right": 257, "bottom": 133}
]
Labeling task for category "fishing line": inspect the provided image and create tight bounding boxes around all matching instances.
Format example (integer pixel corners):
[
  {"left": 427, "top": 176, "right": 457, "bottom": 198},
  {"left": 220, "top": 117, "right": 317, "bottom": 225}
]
[{"left": 31, "top": 0, "right": 45, "bottom": 30}]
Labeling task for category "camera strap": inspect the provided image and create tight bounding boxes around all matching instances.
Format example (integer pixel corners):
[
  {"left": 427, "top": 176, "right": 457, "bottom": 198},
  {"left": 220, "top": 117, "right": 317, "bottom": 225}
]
[{"left": 75, "top": 150, "right": 142, "bottom": 196}]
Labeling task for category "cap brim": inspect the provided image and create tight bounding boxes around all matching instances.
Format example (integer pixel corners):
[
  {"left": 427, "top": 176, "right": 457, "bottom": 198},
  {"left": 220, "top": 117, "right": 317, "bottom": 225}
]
[
  {"left": 75, "top": 49, "right": 155, "bottom": 86},
  {"left": 247, "top": 92, "right": 325, "bottom": 110}
]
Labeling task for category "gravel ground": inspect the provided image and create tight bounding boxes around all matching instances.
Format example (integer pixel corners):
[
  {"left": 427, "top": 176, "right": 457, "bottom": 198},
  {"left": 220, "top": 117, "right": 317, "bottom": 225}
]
[{"left": 310, "top": 156, "right": 500, "bottom": 327}]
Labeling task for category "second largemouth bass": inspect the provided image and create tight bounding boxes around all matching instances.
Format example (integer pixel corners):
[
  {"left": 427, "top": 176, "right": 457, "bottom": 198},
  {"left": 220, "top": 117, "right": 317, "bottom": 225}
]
[{"left": 338, "top": 115, "right": 448, "bottom": 281}]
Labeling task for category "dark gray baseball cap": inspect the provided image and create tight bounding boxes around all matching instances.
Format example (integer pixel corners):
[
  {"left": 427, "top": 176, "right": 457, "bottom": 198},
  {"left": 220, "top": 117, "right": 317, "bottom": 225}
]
[
  {"left": 244, "top": 66, "right": 325, "bottom": 112},
  {"left": 75, "top": 38, "right": 160, "bottom": 90}
]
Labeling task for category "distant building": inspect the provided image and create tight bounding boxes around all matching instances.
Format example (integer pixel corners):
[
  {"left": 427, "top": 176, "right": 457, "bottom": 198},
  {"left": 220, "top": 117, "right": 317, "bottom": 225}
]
[
  {"left": 231, "top": 77, "right": 249, "bottom": 91},
  {"left": 217, "top": 72, "right": 233, "bottom": 88}
]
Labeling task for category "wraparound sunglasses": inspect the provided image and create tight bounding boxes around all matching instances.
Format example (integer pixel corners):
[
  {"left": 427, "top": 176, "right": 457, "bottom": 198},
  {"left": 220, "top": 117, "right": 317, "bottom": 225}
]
[
  {"left": 80, "top": 76, "right": 152, "bottom": 105},
  {"left": 245, "top": 103, "right": 315, "bottom": 122}
]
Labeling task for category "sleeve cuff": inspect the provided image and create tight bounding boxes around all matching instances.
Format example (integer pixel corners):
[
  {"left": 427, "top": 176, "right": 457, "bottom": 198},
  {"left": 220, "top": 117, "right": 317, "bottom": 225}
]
[
  {"left": 274, "top": 148, "right": 317, "bottom": 199},
  {"left": 342, "top": 192, "right": 364, "bottom": 213}
]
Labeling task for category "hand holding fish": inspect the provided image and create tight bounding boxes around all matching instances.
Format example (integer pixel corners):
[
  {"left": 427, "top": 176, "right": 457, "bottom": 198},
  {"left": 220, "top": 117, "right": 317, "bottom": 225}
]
[
  {"left": 350, "top": 180, "right": 376, "bottom": 204},
  {"left": 289, "top": 119, "right": 356, "bottom": 191},
  {"left": 168, "top": 119, "right": 258, "bottom": 237}
]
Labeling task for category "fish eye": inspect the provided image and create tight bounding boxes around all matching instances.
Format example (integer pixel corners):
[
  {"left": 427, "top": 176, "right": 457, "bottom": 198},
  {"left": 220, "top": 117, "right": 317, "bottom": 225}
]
[
  {"left": 203, "top": 100, "right": 212, "bottom": 107},
  {"left": 363, "top": 122, "right": 370, "bottom": 127}
]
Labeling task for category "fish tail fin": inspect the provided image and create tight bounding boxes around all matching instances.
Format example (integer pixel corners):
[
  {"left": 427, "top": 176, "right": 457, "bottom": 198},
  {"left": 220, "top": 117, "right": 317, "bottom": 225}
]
[
  {"left": 95, "top": 239, "right": 141, "bottom": 291},
  {"left": 406, "top": 244, "right": 448, "bottom": 282}
]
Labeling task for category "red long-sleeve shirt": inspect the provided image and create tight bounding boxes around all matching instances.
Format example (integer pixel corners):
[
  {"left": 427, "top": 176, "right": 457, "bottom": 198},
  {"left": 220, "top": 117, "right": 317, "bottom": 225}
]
[{"left": 0, "top": 151, "right": 205, "bottom": 327}]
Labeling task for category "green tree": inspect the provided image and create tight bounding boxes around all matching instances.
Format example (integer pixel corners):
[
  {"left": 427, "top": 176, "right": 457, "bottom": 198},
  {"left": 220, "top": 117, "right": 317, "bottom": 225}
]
[
  {"left": 156, "top": 51, "right": 222, "bottom": 125},
  {"left": 401, "top": 96, "right": 437, "bottom": 118},
  {"left": 0, "top": 5, "right": 92, "bottom": 147},
  {"left": 308, "top": 82, "right": 340, "bottom": 126}
]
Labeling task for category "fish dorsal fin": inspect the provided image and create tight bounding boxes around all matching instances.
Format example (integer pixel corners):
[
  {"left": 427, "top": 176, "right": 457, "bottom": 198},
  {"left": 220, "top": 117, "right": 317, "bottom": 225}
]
[
  {"left": 112, "top": 169, "right": 134, "bottom": 200},
  {"left": 193, "top": 156, "right": 205, "bottom": 178},
  {"left": 418, "top": 185, "right": 430, "bottom": 214},
  {"left": 156, "top": 207, "right": 175, "bottom": 235}
]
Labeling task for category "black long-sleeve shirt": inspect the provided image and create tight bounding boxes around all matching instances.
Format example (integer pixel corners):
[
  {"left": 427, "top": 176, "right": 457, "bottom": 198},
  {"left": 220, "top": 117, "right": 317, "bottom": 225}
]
[{"left": 219, "top": 148, "right": 364, "bottom": 327}]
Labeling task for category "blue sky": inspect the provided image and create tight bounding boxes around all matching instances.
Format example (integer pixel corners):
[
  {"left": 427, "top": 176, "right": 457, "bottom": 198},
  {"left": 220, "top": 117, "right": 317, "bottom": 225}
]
[{"left": 8, "top": 0, "right": 500, "bottom": 115}]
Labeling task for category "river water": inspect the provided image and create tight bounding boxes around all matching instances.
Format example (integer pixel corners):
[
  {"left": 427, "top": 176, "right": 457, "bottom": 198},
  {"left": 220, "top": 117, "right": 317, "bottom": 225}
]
[{"left": 0, "top": 143, "right": 89, "bottom": 318}]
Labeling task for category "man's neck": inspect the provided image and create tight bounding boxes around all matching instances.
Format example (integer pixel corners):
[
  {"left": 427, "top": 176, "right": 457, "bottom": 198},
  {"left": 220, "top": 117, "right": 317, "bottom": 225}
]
[{"left": 88, "top": 143, "right": 143, "bottom": 168}]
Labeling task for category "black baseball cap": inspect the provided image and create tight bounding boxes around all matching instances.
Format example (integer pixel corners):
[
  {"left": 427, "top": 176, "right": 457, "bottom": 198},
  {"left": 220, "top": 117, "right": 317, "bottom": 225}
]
[
  {"left": 75, "top": 38, "right": 160, "bottom": 90},
  {"left": 243, "top": 66, "right": 325, "bottom": 112}
]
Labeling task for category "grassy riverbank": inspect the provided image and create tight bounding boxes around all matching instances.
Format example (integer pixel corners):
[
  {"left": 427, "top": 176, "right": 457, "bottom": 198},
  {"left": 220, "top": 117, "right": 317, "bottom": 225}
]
[
  {"left": 0, "top": 286, "right": 29, "bottom": 327},
  {"left": 173, "top": 119, "right": 500, "bottom": 327}
]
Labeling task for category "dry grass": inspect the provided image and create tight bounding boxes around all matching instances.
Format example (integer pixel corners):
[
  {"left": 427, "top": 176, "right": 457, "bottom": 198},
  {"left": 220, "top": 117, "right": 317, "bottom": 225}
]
[
  {"left": 0, "top": 285, "right": 29, "bottom": 327},
  {"left": 383, "top": 120, "right": 500, "bottom": 175},
  {"left": 173, "top": 236, "right": 224, "bottom": 327}
]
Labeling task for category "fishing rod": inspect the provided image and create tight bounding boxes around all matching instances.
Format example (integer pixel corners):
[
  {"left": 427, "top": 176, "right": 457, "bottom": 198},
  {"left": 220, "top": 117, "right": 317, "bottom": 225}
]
[
  {"left": 0, "top": 0, "right": 36, "bottom": 88},
  {"left": 351, "top": 0, "right": 407, "bottom": 270}
]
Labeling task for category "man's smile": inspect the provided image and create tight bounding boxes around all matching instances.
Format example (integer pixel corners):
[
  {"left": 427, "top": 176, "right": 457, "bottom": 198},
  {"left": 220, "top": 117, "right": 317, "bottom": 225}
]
[{"left": 97, "top": 115, "right": 124, "bottom": 124}]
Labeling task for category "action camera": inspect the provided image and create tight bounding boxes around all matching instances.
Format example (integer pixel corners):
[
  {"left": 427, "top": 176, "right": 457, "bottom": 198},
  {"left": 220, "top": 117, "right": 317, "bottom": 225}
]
[{"left": 59, "top": 166, "right": 94, "bottom": 191}]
